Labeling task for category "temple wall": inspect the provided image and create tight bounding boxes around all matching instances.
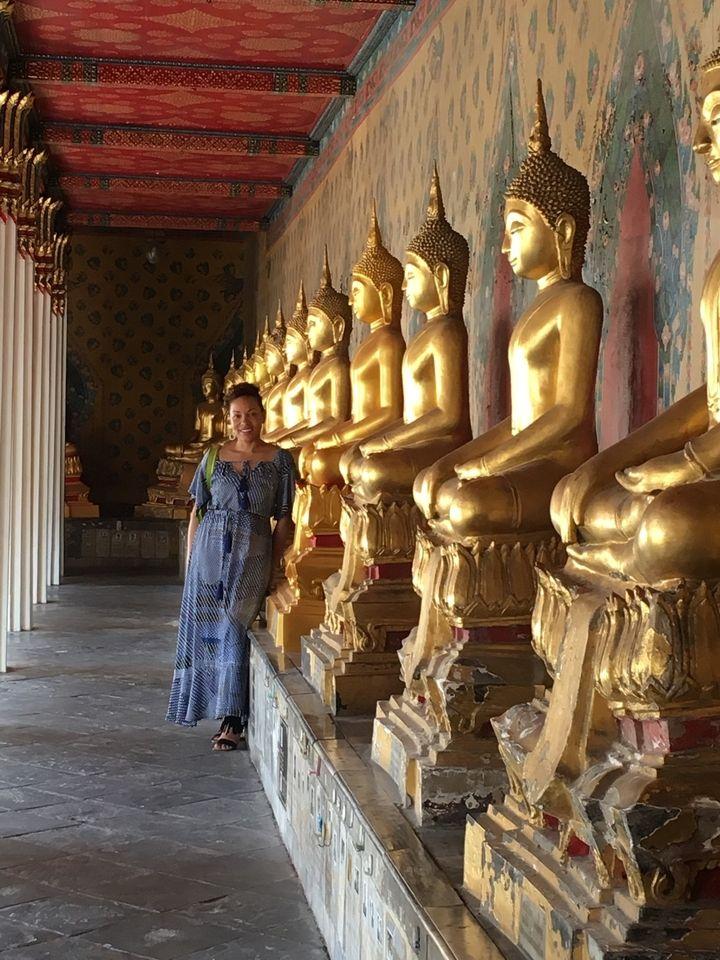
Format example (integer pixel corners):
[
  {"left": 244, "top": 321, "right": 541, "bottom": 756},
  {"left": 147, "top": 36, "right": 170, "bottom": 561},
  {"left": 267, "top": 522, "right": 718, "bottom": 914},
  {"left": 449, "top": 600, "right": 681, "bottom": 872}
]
[
  {"left": 256, "top": 0, "right": 720, "bottom": 441},
  {"left": 67, "top": 231, "right": 257, "bottom": 511}
]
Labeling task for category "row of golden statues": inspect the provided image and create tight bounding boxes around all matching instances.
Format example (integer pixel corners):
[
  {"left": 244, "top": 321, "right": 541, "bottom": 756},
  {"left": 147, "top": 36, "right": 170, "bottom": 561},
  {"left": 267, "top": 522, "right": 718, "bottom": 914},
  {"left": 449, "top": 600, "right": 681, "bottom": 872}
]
[{"left": 144, "top": 66, "right": 719, "bottom": 957}]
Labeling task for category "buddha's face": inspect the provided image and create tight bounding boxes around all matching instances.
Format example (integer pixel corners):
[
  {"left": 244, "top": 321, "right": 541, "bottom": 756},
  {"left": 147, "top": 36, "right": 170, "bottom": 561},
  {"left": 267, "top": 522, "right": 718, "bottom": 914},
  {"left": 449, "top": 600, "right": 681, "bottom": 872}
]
[
  {"left": 253, "top": 354, "right": 267, "bottom": 383},
  {"left": 349, "top": 275, "right": 383, "bottom": 324},
  {"left": 502, "top": 199, "right": 558, "bottom": 280},
  {"left": 693, "top": 76, "right": 720, "bottom": 183},
  {"left": 265, "top": 344, "right": 285, "bottom": 377},
  {"left": 402, "top": 254, "right": 441, "bottom": 314},
  {"left": 285, "top": 329, "right": 307, "bottom": 365},
  {"left": 306, "top": 308, "right": 336, "bottom": 352},
  {"left": 201, "top": 378, "right": 218, "bottom": 401}
]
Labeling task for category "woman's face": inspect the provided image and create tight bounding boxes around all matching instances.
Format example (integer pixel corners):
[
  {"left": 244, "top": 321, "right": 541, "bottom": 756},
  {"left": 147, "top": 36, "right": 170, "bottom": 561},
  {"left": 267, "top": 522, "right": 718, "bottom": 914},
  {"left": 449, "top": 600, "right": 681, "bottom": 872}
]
[{"left": 229, "top": 396, "right": 264, "bottom": 444}]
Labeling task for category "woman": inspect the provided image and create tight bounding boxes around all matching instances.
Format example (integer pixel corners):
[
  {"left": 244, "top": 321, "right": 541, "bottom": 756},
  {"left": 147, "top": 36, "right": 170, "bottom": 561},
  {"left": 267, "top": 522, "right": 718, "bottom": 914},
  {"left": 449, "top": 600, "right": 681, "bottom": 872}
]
[{"left": 166, "top": 382, "right": 295, "bottom": 751}]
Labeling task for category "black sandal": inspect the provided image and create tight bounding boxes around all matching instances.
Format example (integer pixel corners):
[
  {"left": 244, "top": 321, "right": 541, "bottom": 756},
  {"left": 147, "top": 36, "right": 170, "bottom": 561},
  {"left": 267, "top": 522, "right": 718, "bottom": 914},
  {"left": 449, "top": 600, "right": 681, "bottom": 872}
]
[{"left": 211, "top": 717, "right": 244, "bottom": 750}]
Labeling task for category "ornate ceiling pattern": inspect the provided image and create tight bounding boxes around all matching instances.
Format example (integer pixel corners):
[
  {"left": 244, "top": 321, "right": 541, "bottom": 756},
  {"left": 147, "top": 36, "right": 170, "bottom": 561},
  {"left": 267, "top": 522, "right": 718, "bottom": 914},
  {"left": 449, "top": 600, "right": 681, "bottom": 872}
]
[{"left": 9, "top": 0, "right": 414, "bottom": 232}]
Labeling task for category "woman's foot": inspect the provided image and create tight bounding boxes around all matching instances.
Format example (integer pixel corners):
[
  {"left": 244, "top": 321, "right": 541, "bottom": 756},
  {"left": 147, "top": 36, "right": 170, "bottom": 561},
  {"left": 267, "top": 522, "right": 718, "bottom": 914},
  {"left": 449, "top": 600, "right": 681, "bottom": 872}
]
[
  {"left": 211, "top": 717, "right": 245, "bottom": 751},
  {"left": 212, "top": 730, "right": 242, "bottom": 751}
]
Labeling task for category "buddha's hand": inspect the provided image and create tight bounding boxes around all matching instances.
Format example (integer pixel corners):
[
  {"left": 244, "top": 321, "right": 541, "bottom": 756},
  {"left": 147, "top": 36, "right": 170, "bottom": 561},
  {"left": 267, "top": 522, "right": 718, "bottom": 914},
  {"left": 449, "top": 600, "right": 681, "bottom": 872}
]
[
  {"left": 550, "top": 466, "right": 601, "bottom": 544},
  {"left": 454, "top": 457, "right": 489, "bottom": 481},
  {"left": 616, "top": 449, "right": 704, "bottom": 494},
  {"left": 314, "top": 436, "right": 331, "bottom": 450},
  {"left": 359, "top": 435, "right": 388, "bottom": 457}
]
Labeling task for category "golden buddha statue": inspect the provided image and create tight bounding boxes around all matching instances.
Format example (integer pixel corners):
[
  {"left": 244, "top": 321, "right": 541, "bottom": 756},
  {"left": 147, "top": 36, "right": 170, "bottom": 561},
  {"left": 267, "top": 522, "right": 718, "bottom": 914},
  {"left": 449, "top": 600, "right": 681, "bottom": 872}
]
[
  {"left": 465, "top": 64, "right": 720, "bottom": 957},
  {"left": 345, "top": 168, "right": 472, "bottom": 504},
  {"left": 414, "top": 82, "right": 601, "bottom": 539},
  {"left": 241, "top": 347, "right": 255, "bottom": 385},
  {"left": 165, "top": 354, "right": 225, "bottom": 461},
  {"left": 140, "top": 354, "right": 225, "bottom": 517},
  {"left": 266, "top": 253, "right": 352, "bottom": 652},
  {"left": 286, "top": 249, "right": 352, "bottom": 476},
  {"left": 263, "top": 302, "right": 290, "bottom": 438},
  {"left": 300, "top": 212, "right": 405, "bottom": 485},
  {"left": 372, "top": 80, "right": 602, "bottom": 822},
  {"left": 252, "top": 319, "right": 271, "bottom": 397},
  {"left": 265, "top": 282, "right": 315, "bottom": 447},
  {"left": 301, "top": 171, "right": 472, "bottom": 712}
]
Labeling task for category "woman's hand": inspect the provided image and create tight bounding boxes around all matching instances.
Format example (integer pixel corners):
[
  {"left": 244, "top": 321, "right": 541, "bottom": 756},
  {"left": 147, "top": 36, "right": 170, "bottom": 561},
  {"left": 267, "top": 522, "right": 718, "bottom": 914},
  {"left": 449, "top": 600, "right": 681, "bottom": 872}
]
[{"left": 267, "top": 562, "right": 284, "bottom": 596}]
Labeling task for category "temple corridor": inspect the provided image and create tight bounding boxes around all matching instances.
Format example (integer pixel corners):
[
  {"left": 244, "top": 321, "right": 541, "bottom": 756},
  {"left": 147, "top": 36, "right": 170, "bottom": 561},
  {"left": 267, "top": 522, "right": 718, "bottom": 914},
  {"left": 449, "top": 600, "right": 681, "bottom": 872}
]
[{"left": 0, "top": 578, "right": 328, "bottom": 960}]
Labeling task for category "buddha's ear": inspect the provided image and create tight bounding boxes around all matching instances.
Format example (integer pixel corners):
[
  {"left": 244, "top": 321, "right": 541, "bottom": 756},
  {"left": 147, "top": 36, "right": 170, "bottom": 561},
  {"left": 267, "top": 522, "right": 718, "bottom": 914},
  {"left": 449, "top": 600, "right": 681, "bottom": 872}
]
[
  {"left": 554, "top": 213, "right": 576, "bottom": 247},
  {"left": 331, "top": 314, "right": 346, "bottom": 343},
  {"left": 378, "top": 281, "right": 394, "bottom": 313},
  {"left": 433, "top": 262, "right": 450, "bottom": 291}
]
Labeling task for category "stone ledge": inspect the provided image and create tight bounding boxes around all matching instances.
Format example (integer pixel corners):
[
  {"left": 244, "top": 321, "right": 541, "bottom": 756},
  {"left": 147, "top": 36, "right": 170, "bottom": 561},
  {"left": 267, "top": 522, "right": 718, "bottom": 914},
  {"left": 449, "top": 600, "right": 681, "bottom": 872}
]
[{"left": 248, "top": 629, "right": 521, "bottom": 960}]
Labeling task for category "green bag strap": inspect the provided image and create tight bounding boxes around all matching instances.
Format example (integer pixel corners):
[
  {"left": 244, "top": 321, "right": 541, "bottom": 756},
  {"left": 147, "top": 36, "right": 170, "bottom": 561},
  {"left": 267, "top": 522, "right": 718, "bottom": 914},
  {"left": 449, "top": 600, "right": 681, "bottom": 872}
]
[{"left": 196, "top": 445, "right": 219, "bottom": 522}]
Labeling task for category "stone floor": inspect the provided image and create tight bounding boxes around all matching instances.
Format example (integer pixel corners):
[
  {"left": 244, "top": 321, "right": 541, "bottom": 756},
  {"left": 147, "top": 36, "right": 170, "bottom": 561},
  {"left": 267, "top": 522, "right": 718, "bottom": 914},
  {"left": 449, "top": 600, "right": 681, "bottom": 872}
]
[{"left": 0, "top": 577, "right": 329, "bottom": 960}]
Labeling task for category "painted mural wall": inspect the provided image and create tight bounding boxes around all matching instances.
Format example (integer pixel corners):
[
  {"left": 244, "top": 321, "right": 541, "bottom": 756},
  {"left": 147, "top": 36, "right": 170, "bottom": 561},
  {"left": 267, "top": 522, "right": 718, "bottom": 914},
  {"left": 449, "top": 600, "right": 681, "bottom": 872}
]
[
  {"left": 256, "top": 0, "right": 720, "bottom": 446},
  {"left": 67, "top": 231, "right": 257, "bottom": 511}
]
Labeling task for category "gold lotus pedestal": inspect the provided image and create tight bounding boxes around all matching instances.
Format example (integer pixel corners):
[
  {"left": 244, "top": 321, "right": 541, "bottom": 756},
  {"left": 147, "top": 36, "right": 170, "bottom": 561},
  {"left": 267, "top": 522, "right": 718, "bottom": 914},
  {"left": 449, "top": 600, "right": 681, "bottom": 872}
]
[
  {"left": 64, "top": 442, "right": 99, "bottom": 518},
  {"left": 137, "top": 457, "right": 199, "bottom": 520},
  {"left": 266, "top": 482, "right": 345, "bottom": 654},
  {"left": 300, "top": 496, "right": 419, "bottom": 714},
  {"left": 464, "top": 565, "right": 720, "bottom": 959},
  {"left": 371, "top": 527, "right": 561, "bottom": 824}
]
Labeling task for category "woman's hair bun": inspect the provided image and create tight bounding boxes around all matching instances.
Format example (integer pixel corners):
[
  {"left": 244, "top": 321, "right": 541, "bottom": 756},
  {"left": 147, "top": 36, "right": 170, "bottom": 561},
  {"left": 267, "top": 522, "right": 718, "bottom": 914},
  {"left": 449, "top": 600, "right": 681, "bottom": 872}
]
[{"left": 224, "top": 381, "right": 264, "bottom": 411}]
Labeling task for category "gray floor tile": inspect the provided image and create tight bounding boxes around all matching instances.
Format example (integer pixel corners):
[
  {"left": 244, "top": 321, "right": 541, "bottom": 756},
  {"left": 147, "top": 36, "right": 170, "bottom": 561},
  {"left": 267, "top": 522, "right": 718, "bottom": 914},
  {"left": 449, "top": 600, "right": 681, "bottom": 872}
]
[{"left": 0, "top": 581, "right": 327, "bottom": 960}]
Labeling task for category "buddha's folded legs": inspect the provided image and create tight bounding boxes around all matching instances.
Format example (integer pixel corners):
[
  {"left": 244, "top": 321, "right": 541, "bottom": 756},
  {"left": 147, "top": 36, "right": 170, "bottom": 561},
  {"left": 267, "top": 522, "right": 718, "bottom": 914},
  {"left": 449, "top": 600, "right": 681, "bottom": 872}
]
[
  {"left": 573, "top": 481, "right": 652, "bottom": 543},
  {"left": 633, "top": 478, "right": 720, "bottom": 583},
  {"left": 435, "top": 459, "right": 570, "bottom": 538},
  {"left": 298, "top": 443, "right": 345, "bottom": 488},
  {"left": 353, "top": 439, "right": 461, "bottom": 503}
]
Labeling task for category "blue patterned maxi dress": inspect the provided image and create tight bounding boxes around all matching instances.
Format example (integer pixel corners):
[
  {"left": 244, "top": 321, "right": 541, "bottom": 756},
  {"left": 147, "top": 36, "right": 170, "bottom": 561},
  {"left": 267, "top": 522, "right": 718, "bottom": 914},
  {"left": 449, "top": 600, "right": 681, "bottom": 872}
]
[{"left": 166, "top": 447, "right": 296, "bottom": 727}]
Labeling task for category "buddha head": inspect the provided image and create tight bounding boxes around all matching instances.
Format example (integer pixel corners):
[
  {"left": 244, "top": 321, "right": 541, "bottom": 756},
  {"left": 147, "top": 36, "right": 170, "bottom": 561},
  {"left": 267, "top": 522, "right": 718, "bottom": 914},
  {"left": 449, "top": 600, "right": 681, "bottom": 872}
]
[
  {"left": 223, "top": 350, "right": 240, "bottom": 394},
  {"left": 252, "top": 318, "right": 269, "bottom": 386},
  {"left": 241, "top": 347, "right": 255, "bottom": 384},
  {"left": 286, "top": 280, "right": 310, "bottom": 367},
  {"left": 307, "top": 247, "right": 353, "bottom": 354},
  {"left": 200, "top": 354, "right": 221, "bottom": 403},
  {"left": 404, "top": 164, "right": 469, "bottom": 317},
  {"left": 503, "top": 79, "right": 590, "bottom": 283},
  {"left": 265, "top": 301, "right": 287, "bottom": 380},
  {"left": 693, "top": 46, "right": 720, "bottom": 183},
  {"left": 350, "top": 203, "right": 404, "bottom": 327}
]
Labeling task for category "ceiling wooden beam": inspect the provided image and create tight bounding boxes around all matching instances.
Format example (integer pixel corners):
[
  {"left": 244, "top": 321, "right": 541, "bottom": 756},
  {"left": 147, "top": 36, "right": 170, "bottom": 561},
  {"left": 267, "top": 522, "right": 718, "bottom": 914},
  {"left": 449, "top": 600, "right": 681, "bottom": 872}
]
[
  {"left": 14, "top": 55, "right": 356, "bottom": 98},
  {"left": 59, "top": 173, "right": 291, "bottom": 200},
  {"left": 67, "top": 211, "right": 261, "bottom": 232},
  {"left": 43, "top": 122, "right": 318, "bottom": 158}
]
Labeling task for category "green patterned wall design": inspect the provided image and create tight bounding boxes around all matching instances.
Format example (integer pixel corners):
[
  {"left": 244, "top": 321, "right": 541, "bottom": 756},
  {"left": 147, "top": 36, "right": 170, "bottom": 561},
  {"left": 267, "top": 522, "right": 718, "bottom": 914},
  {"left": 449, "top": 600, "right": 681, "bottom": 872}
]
[{"left": 67, "top": 231, "right": 257, "bottom": 511}]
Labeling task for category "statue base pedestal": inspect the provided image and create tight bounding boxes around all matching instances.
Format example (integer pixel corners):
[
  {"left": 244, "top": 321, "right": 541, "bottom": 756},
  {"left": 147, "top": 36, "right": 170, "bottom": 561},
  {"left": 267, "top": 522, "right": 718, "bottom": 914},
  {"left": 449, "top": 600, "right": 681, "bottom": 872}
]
[
  {"left": 465, "top": 565, "right": 720, "bottom": 960},
  {"left": 267, "top": 483, "right": 345, "bottom": 654},
  {"left": 370, "top": 531, "right": 559, "bottom": 825},
  {"left": 466, "top": 775, "right": 720, "bottom": 960},
  {"left": 301, "top": 562, "right": 413, "bottom": 714},
  {"left": 372, "top": 622, "right": 544, "bottom": 825},
  {"left": 136, "top": 458, "right": 198, "bottom": 520},
  {"left": 300, "top": 497, "right": 421, "bottom": 715}
]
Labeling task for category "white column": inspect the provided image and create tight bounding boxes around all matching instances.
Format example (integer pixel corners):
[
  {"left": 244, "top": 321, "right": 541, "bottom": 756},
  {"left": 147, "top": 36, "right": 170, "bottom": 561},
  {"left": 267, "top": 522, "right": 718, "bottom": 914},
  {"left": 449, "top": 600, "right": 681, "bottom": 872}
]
[
  {"left": 20, "top": 255, "right": 35, "bottom": 628},
  {"left": 8, "top": 245, "right": 27, "bottom": 632},
  {"left": 35, "top": 291, "right": 51, "bottom": 605},
  {"left": 0, "top": 214, "right": 17, "bottom": 669},
  {"left": 45, "top": 295, "right": 57, "bottom": 589},
  {"left": 30, "top": 285, "right": 43, "bottom": 605},
  {"left": 58, "top": 302, "right": 67, "bottom": 583},
  {"left": 50, "top": 297, "right": 64, "bottom": 586}
]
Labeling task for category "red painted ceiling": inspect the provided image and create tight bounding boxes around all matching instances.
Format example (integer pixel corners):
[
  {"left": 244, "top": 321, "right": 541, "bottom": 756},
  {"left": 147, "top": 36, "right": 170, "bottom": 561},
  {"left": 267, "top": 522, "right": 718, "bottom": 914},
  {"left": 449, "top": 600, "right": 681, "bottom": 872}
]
[{"left": 10, "top": 0, "right": 409, "bottom": 231}]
